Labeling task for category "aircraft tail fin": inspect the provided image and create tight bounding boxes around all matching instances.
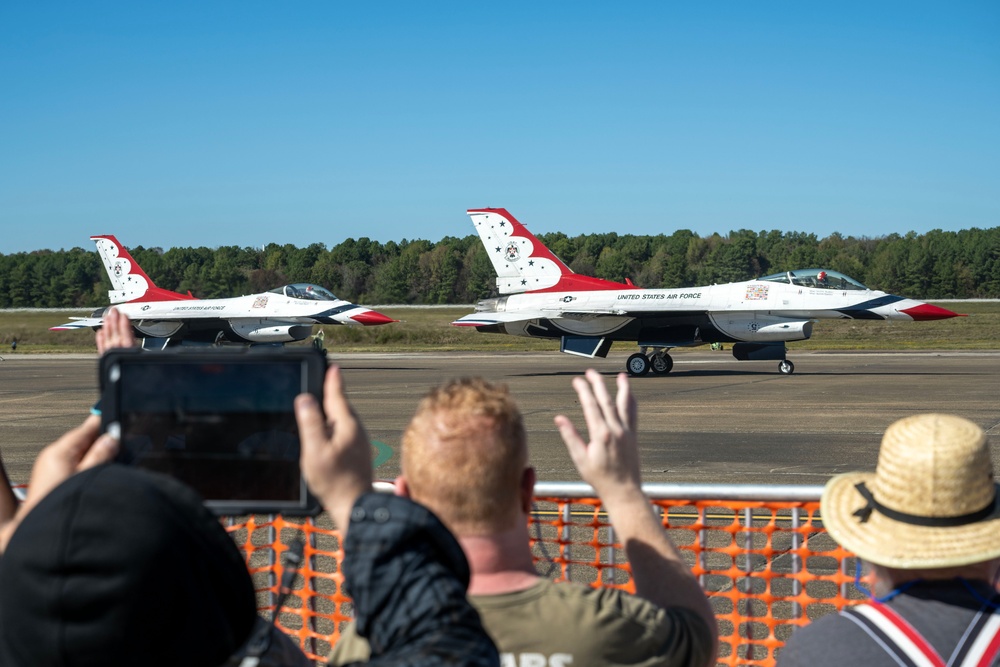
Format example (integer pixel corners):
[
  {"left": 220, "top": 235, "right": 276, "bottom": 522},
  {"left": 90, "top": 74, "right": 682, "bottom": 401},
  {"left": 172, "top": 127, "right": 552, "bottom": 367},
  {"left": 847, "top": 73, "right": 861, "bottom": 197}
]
[
  {"left": 467, "top": 208, "right": 633, "bottom": 295},
  {"left": 91, "top": 235, "right": 195, "bottom": 303}
]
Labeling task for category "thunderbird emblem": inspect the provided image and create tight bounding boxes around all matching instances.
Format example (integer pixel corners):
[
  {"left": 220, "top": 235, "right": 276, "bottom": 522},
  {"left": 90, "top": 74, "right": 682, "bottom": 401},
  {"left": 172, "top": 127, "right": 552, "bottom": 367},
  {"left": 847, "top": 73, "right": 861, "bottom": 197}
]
[{"left": 505, "top": 242, "right": 520, "bottom": 262}]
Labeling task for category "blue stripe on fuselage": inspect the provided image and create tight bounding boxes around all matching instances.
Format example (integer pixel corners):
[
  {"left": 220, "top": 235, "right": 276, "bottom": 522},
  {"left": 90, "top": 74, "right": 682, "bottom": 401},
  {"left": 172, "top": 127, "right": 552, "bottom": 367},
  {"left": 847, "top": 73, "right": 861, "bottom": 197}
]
[
  {"left": 834, "top": 295, "right": 903, "bottom": 320},
  {"left": 313, "top": 304, "right": 357, "bottom": 323}
]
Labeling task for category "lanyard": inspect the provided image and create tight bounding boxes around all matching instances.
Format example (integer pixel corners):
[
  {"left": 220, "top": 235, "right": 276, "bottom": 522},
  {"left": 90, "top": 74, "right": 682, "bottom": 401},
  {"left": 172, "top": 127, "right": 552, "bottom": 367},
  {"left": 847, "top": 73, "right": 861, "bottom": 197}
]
[{"left": 841, "top": 599, "right": 1000, "bottom": 667}]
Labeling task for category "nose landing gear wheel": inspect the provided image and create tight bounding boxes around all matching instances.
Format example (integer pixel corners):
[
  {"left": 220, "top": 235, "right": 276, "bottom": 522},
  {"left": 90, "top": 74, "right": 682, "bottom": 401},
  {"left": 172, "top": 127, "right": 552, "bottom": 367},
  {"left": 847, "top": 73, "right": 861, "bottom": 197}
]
[
  {"left": 651, "top": 353, "right": 673, "bottom": 375},
  {"left": 778, "top": 360, "right": 795, "bottom": 375},
  {"left": 626, "top": 353, "right": 651, "bottom": 376}
]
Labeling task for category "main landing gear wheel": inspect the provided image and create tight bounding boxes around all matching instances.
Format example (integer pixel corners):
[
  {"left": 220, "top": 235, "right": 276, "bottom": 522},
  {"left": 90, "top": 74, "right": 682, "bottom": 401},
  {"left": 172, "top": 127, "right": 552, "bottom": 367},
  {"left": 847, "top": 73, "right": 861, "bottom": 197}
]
[
  {"left": 778, "top": 360, "right": 795, "bottom": 375},
  {"left": 651, "top": 353, "right": 673, "bottom": 375},
  {"left": 626, "top": 353, "right": 650, "bottom": 376}
]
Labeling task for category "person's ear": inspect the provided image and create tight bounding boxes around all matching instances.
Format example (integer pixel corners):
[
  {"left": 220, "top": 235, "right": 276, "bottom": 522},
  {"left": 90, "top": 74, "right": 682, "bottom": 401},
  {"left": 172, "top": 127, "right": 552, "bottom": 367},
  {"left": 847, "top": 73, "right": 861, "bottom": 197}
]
[{"left": 394, "top": 475, "right": 411, "bottom": 498}]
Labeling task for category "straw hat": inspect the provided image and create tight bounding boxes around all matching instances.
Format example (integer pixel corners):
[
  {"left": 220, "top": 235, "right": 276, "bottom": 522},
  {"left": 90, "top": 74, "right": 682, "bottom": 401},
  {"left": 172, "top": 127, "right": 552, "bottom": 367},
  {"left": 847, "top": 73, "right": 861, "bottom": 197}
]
[{"left": 822, "top": 413, "right": 1000, "bottom": 569}]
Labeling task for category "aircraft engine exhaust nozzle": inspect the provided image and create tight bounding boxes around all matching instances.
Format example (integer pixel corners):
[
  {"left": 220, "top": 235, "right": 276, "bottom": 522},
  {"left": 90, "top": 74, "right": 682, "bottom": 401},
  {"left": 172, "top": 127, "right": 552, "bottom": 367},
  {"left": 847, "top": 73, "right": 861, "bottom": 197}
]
[
  {"left": 900, "top": 304, "right": 964, "bottom": 321},
  {"left": 349, "top": 310, "right": 396, "bottom": 326}
]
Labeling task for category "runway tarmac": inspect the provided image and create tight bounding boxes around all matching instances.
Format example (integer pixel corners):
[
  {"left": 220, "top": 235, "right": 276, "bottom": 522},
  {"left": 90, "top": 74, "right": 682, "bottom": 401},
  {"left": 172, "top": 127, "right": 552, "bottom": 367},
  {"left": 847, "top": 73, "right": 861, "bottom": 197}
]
[{"left": 2, "top": 349, "right": 998, "bottom": 487}]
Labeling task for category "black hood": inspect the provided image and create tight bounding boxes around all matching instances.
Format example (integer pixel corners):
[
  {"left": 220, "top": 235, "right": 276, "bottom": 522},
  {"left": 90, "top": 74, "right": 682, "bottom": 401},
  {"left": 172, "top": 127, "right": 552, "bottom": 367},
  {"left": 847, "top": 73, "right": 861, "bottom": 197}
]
[{"left": 0, "top": 464, "right": 256, "bottom": 667}]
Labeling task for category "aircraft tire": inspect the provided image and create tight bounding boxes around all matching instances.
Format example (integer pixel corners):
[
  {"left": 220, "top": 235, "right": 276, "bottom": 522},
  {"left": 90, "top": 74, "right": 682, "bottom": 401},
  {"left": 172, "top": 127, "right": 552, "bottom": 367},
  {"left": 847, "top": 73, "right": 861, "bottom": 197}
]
[
  {"left": 778, "top": 360, "right": 795, "bottom": 375},
  {"left": 626, "top": 353, "right": 651, "bottom": 377},
  {"left": 651, "top": 353, "right": 673, "bottom": 375}
]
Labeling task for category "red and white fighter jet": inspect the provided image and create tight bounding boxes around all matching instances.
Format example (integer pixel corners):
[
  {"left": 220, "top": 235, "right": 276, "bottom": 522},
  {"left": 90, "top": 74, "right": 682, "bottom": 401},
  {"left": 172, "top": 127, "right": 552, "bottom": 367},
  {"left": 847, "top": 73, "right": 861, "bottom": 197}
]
[
  {"left": 452, "top": 208, "right": 962, "bottom": 376},
  {"left": 52, "top": 235, "right": 394, "bottom": 347}
]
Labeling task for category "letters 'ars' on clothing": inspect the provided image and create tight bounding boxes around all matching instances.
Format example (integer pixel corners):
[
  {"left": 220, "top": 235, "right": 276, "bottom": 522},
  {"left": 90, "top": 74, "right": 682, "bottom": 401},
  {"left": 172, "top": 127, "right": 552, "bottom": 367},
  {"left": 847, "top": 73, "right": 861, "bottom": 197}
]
[
  {"left": 329, "top": 579, "right": 714, "bottom": 667},
  {"left": 776, "top": 580, "right": 1000, "bottom": 667}
]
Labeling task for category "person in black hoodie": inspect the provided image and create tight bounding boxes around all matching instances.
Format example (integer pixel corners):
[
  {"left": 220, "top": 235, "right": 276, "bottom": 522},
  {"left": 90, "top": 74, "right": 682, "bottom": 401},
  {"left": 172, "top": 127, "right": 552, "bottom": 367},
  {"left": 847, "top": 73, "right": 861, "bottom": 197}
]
[{"left": 0, "top": 309, "right": 498, "bottom": 667}]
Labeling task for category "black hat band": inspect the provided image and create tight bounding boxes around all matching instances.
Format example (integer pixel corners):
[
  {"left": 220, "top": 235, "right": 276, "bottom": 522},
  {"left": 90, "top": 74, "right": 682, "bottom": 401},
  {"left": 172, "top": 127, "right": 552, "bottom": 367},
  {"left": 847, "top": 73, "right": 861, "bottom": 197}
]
[{"left": 852, "top": 482, "right": 996, "bottom": 527}]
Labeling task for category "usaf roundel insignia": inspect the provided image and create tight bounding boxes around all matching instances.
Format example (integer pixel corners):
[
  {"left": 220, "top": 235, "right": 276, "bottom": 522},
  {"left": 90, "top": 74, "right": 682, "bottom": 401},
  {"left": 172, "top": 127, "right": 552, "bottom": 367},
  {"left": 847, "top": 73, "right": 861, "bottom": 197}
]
[{"left": 505, "top": 242, "right": 520, "bottom": 262}]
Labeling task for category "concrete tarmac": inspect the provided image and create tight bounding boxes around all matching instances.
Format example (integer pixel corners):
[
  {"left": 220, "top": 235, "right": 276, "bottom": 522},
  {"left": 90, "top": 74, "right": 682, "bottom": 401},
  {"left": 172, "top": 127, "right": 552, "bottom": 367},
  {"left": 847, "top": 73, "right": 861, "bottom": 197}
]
[{"left": 1, "top": 349, "right": 998, "bottom": 487}]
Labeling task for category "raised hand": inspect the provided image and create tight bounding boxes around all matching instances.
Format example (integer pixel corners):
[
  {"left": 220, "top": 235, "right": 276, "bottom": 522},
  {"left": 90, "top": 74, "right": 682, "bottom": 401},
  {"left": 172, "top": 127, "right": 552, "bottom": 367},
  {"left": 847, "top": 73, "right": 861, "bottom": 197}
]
[
  {"left": 554, "top": 369, "right": 641, "bottom": 501},
  {"left": 96, "top": 307, "right": 137, "bottom": 354},
  {"left": 0, "top": 415, "right": 119, "bottom": 552},
  {"left": 295, "top": 365, "right": 373, "bottom": 533}
]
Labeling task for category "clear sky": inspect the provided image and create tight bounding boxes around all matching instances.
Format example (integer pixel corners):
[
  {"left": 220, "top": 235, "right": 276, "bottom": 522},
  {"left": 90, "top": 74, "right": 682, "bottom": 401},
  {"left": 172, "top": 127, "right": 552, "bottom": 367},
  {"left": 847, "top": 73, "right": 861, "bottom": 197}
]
[{"left": 2, "top": 1, "right": 998, "bottom": 253}]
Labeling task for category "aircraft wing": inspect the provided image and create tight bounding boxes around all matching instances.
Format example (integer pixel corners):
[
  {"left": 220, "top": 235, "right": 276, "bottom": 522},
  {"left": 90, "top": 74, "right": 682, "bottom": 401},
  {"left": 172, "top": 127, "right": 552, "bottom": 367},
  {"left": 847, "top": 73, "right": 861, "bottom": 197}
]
[
  {"left": 554, "top": 309, "right": 629, "bottom": 317},
  {"left": 453, "top": 311, "right": 546, "bottom": 327},
  {"left": 452, "top": 309, "right": 629, "bottom": 327},
  {"left": 50, "top": 317, "right": 105, "bottom": 331}
]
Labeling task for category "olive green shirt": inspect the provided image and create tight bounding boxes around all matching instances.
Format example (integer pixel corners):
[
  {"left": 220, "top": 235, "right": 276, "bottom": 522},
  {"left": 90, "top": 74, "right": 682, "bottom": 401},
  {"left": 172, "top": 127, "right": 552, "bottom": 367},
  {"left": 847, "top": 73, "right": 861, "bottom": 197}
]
[{"left": 329, "top": 579, "right": 713, "bottom": 667}]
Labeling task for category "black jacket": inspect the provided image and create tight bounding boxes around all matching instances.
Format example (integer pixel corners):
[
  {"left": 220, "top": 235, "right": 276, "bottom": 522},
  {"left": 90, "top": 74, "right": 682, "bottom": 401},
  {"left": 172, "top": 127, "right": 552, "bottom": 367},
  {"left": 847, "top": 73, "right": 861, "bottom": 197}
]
[{"left": 341, "top": 493, "right": 499, "bottom": 667}]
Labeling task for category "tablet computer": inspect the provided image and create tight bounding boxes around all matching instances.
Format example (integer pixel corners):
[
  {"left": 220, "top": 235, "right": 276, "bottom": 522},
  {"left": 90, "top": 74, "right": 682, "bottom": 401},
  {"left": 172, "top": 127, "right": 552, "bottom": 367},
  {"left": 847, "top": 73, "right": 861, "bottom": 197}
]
[{"left": 100, "top": 347, "right": 325, "bottom": 516}]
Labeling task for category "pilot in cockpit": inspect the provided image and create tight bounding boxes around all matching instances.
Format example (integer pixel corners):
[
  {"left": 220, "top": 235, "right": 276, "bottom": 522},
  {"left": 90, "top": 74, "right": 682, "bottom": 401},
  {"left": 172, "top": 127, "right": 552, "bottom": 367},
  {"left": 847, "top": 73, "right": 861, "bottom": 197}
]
[{"left": 817, "top": 271, "right": 829, "bottom": 288}]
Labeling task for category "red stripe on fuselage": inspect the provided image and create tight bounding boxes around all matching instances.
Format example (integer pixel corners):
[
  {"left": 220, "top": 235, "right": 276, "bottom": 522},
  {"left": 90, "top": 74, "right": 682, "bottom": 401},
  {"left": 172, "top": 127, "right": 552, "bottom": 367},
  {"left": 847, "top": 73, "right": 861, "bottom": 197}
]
[{"left": 129, "top": 286, "right": 197, "bottom": 302}]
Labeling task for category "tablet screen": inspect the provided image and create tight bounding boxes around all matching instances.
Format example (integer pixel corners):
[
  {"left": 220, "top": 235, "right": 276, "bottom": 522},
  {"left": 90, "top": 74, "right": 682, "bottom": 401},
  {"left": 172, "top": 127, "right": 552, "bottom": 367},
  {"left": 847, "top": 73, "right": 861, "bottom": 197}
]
[{"left": 104, "top": 352, "right": 321, "bottom": 515}]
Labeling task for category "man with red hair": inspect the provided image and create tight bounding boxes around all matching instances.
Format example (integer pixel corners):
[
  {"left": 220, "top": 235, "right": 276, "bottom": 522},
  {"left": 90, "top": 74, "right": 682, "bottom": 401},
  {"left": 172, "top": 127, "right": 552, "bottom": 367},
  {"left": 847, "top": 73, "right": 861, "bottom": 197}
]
[{"left": 332, "top": 370, "right": 717, "bottom": 667}]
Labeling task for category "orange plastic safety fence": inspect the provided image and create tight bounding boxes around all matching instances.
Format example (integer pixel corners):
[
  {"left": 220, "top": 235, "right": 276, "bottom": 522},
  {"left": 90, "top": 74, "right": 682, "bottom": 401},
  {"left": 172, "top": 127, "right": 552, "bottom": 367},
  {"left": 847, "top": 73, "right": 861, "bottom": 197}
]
[
  {"left": 529, "top": 496, "right": 865, "bottom": 667},
  {"left": 224, "top": 514, "right": 348, "bottom": 662},
  {"left": 224, "top": 497, "right": 864, "bottom": 666}
]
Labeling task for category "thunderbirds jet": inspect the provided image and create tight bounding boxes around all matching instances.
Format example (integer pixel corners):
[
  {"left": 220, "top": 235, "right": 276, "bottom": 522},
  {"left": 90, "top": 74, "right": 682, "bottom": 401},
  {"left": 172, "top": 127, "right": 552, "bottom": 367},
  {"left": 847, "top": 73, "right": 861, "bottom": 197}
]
[
  {"left": 51, "top": 235, "right": 395, "bottom": 347},
  {"left": 452, "top": 208, "right": 962, "bottom": 376}
]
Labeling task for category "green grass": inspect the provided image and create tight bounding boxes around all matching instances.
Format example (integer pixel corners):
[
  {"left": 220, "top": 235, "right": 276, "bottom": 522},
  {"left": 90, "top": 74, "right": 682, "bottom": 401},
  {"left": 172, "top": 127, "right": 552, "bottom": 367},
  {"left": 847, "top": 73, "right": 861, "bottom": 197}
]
[{"left": 1, "top": 302, "right": 996, "bottom": 354}]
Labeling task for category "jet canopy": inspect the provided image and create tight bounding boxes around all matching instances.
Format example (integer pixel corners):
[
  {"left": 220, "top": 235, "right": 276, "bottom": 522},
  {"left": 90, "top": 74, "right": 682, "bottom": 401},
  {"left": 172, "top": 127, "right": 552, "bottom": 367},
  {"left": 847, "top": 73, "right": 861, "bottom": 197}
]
[
  {"left": 270, "top": 283, "right": 340, "bottom": 301},
  {"left": 758, "top": 269, "right": 868, "bottom": 291}
]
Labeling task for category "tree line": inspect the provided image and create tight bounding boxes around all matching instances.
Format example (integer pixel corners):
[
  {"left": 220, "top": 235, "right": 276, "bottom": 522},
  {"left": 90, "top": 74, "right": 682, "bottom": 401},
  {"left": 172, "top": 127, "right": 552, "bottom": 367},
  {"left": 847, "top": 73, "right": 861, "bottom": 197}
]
[{"left": 1, "top": 226, "right": 998, "bottom": 308}]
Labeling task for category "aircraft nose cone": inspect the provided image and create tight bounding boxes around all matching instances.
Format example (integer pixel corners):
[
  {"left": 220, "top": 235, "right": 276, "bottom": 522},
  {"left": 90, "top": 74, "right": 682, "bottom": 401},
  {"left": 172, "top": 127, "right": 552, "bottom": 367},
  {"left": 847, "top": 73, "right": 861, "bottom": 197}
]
[
  {"left": 350, "top": 310, "right": 396, "bottom": 326},
  {"left": 900, "top": 303, "right": 964, "bottom": 321}
]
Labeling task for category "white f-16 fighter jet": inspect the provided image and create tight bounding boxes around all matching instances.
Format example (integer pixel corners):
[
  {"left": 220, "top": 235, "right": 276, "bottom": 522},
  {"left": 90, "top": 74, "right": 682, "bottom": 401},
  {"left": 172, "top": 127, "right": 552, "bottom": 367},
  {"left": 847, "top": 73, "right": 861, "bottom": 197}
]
[
  {"left": 452, "top": 208, "right": 962, "bottom": 376},
  {"left": 52, "top": 235, "right": 394, "bottom": 348}
]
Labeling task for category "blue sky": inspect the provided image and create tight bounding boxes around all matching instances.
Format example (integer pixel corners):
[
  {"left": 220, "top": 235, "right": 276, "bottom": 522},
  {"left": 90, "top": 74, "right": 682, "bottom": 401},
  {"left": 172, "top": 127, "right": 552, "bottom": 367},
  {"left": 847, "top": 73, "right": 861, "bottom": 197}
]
[{"left": 2, "top": 2, "right": 998, "bottom": 253}]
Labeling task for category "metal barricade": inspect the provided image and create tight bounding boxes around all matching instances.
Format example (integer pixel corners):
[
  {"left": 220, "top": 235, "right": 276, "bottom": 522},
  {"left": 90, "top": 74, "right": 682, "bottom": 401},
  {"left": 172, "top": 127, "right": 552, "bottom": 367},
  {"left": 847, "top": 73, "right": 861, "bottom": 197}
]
[{"left": 226, "top": 482, "right": 862, "bottom": 666}]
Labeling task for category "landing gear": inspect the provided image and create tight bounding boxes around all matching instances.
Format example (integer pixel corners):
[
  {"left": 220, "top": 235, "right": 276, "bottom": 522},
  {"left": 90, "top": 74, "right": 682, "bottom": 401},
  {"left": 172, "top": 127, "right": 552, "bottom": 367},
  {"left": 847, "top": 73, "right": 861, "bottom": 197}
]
[
  {"left": 626, "top": 353, "right": 650, "bottom": 376},
  {"left": 778, "top": 359, "right": 795, "bottom": 375},
  {"left": 626, "top": 347, "right": 673, "bottom": 377},
  {"left": 651, "top": 352, "right": 673, "bottom": 375}
]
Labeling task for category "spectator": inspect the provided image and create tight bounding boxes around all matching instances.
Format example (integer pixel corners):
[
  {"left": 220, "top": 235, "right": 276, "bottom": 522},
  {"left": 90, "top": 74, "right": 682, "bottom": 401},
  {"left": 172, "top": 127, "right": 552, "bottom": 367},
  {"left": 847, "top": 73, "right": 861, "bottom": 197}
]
[
  {"left": 297, "top": 365, "right": 499, "bottom": 667},
  {"left": 331, "top": 371, "right": 717, "bottom": 667},
  {"left": 778, "top": 414, "right": 1000, "bottom": 666},
  {"left": 0, "top": 453, "right": 312, "bottom": 666},
  {"left": 0, "top": 354, "right": 498, "bottom": 666}
]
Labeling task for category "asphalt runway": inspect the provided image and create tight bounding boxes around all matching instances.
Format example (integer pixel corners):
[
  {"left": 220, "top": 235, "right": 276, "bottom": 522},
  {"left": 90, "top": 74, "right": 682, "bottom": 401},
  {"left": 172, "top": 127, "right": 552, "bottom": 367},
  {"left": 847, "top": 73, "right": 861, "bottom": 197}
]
[{"left": 2, "top": 349, "right": 999, "bottom": 487}]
